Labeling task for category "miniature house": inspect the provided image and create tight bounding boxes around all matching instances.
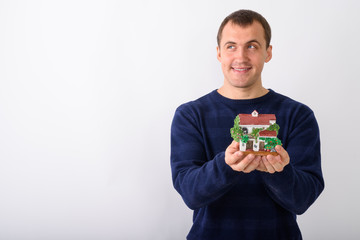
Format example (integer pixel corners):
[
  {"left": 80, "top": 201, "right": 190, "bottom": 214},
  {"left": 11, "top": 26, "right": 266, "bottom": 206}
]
[{"left": 238, "top": 110, "right": 279, "bottom": 152}]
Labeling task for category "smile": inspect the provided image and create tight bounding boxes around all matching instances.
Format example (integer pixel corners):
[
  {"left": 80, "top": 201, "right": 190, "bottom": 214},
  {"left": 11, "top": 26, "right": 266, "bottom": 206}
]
[{"left": 233, "top": 67, "right": 251, "bottom": 72}]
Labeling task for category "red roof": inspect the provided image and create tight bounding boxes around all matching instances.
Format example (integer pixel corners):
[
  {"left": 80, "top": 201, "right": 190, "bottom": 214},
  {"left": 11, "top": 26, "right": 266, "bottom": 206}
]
[
  {"left": 259, "top": 130, "right": 277, "bottom": 137},
  {"left": 238, "top": 113, "right": 276, "bottom": 125}
]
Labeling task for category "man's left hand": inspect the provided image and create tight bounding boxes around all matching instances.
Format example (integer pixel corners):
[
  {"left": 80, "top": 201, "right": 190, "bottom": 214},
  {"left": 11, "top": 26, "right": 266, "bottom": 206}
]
[{"left": 257, "top": 145, "right": 290, "bottom": 174}]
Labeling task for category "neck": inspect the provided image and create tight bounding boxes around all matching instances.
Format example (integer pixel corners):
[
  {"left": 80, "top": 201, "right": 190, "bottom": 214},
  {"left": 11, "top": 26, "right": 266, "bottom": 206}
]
[{"left": 217, "top": 85, "right": 269, "bottom": 100}]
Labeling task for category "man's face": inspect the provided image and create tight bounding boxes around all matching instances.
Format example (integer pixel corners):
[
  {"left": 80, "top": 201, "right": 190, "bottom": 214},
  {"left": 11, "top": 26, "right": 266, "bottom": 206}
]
[{"left": 217, "top": 21, "right": 272, "bottom": 92}]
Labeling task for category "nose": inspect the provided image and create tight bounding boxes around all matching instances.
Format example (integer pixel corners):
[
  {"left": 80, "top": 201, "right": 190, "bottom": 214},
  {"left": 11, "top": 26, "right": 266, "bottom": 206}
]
[{"left": 235, "top": 48, "right": 249, "bottom": 61}]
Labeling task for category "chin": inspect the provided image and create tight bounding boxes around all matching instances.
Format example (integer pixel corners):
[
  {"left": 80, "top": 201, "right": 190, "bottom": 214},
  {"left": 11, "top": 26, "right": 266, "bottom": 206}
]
[
  {"left": 229, "top": 79, "right": 259, "bottom": 89},
  {"left": 230, "top": 82, "right": 255, "bottom": 89}
]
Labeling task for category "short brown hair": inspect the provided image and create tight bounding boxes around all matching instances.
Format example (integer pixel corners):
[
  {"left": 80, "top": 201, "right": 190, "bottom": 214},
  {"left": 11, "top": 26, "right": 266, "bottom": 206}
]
[{"left": 217, "top": 9, "right": 271, "bottom": 48}]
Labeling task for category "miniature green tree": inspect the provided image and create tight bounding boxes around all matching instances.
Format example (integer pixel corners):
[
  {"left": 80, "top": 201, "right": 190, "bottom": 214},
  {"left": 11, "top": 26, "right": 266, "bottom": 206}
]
[
  {"left": 267, "top": 123, "right": 280, "bottom": 134},
  {"left": 230, "top": 115, "right": 243, "bottom": 142},
  {"left": 241, "top": 135, "right": 249, "bottom": 143},
  {"left": 264, "top": 137, "right": 282, "bottom": 150},
  {"left": 251, "top": 128, "right": 261, "bottom": 143}
]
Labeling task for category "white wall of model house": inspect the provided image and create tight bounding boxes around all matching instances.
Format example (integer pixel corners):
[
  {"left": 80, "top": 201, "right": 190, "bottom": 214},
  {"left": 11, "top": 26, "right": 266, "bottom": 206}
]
[{"left": 240, "top": 124, "right": 275, "bottom": 135}]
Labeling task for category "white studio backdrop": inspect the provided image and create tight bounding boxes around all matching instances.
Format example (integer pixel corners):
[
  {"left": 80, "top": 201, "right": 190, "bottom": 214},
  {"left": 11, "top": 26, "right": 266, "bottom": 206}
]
[{"left": 0, "top": 0, "right": 359, "bottom": 239}]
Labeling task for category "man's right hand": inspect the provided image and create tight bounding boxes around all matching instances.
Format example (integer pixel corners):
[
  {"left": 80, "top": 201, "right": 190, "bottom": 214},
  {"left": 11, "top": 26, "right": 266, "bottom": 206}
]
[{"left": 225, "top": 141, "right": 262, "bottom": 173}]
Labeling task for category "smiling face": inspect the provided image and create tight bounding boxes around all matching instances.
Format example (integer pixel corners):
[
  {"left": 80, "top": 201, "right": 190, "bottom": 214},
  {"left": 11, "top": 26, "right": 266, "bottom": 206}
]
[{"left": 217, "top": 21, "right": 272, "bottom": 98}]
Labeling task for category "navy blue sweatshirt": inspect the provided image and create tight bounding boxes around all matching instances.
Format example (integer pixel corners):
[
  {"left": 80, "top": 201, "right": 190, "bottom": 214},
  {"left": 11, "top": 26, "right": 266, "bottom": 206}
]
[{"left": 170, "top": 89, "right": 324, "bottom": 240}]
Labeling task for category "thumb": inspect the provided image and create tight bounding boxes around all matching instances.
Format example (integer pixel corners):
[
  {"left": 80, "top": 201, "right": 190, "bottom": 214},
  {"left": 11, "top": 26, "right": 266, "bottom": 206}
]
[
  {"left": 227, "top": 141, "right": 240, "bottom": 153},
  {"left": 275, "top": 145, "right": 290, "bottom": 162}
]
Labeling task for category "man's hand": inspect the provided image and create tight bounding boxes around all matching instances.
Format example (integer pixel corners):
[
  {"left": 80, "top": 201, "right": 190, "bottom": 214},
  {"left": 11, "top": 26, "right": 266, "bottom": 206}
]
[
  {"left": 260, "top": 145, "right": 290, "bottom": 174},
  {"left": 225, "top": 141, "right": 261, "bottom": 173}
]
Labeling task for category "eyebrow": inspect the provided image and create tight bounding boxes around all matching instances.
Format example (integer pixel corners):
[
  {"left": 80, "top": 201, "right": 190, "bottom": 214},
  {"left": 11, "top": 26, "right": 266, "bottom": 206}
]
[
  {"left": 223, "top": 41, "right": 236, "bottom": 47},
  {"left": 247, "top": 39, "right": 262, "bottom": 47},
  {"left": 223, "top": 39, "right": 262, "bottom": 48}
]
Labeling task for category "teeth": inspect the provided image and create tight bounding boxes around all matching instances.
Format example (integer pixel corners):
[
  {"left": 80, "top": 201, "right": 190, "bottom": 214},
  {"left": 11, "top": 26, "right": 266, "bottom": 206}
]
[{"left": 234, "top": 68, "right": 249, "bottom": 71}]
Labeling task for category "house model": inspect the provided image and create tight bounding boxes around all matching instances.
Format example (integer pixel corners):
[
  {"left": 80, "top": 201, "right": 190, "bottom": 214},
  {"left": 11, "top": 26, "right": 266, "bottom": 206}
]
[{"left": 230, "top": 110, "right": 282, "bottom": 155}]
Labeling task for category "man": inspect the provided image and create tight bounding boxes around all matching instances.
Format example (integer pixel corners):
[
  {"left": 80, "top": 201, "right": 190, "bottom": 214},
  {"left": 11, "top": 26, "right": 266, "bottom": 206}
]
[{"left": 170, "top": 9, "right": 324, "bottom": 240}]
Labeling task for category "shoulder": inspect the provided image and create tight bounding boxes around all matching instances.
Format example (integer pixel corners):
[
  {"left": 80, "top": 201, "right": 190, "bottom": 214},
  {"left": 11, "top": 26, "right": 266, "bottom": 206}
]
[
  {"left": 270, "top": 90, "right": 314, "bottom": 116},
  {"left": 270, "top": 90, "right": 319, "bottom": 136},
  {"left": 175, "top": 90, "right": 218, "bottom": 115}
]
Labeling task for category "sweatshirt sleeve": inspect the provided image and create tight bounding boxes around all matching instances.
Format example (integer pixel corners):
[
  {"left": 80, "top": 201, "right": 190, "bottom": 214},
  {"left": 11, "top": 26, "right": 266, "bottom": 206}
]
[
  {"left": 170, "top": 105, "right": 239, "bottom": 210},
  {"left": 261, "top": 107, "right": 325, "bottom": 215}
]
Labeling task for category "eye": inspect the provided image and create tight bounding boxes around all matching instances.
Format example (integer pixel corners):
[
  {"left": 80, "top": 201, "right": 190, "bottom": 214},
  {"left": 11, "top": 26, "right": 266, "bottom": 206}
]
[
  {"left": 226, "top": 45, "right": 236, "bottom": 50},
  {"left": 248, "top": 45, "right": 256, "bottom": 49}
]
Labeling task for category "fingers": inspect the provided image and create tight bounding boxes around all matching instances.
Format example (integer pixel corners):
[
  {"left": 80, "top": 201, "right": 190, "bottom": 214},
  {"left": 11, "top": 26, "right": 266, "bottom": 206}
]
[
  {"left": 225, "top": 142, "right": 290, "bottom": 174},
  {"left": 262, "top": 145, "right": 290, "bottom": 174},
  {"left": 262, "top": 155, "right": 278, "bottom": 174},
  {"left": 225, "top": 141, "right": 241, "bottom": 165},
  {"left": 256, "top": 157, "right": 268, "bottom": 172},
  {"left": 227, "top": 141, "right": 240, "bottom": 154},
  {"left": 225, "top": 148, "right": 243, "bottom": 165},
  {"left": 275, "top": 145, "right": 290, "bottom": 165},
  {"left": 233, "top": 154, "right": 261, "bottom": 173},
  {"left": 225, "top": 146, "right": 261, "bottom": 173}
]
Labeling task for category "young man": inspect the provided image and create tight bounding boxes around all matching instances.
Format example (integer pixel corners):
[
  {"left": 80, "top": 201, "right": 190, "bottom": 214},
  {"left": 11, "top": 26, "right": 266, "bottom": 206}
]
[{"left": 171, "top": 9, "right": 324, "bottom": 240}]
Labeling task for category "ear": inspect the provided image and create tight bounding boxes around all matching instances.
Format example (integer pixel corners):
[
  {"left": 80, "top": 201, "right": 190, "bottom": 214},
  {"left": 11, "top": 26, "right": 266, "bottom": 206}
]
[
  {"left": 216, "top": 46, "right": 222, "bottom": 62},
  {"left": 265, "top": 45, "right": 272, "bottom": 63}
]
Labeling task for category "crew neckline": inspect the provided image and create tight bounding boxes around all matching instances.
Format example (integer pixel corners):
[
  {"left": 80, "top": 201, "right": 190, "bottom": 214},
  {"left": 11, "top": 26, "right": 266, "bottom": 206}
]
[{"left": 211, "top": 89, "right": 275, "bottom": 105}]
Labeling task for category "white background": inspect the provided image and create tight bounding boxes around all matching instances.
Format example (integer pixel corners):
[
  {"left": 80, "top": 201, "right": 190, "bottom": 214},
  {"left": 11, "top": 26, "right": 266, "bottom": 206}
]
[{"left": 0, "top": 0, "right": 359, "bottom": 239}]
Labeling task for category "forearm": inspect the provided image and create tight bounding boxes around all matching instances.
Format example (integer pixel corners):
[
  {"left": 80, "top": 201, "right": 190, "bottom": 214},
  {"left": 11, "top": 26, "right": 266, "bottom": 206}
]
[
  {"left": 261, "top": 163, "right": 324, "bottom": 214},
  {"left": 170, "top": 106, "right": 239, "bottom": 209},
  {"left": 260, "top": 110, "right": 324, "bottom": 214},
  {"left": 172, "top": 151, "right": 239, "bottom": 209}
]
